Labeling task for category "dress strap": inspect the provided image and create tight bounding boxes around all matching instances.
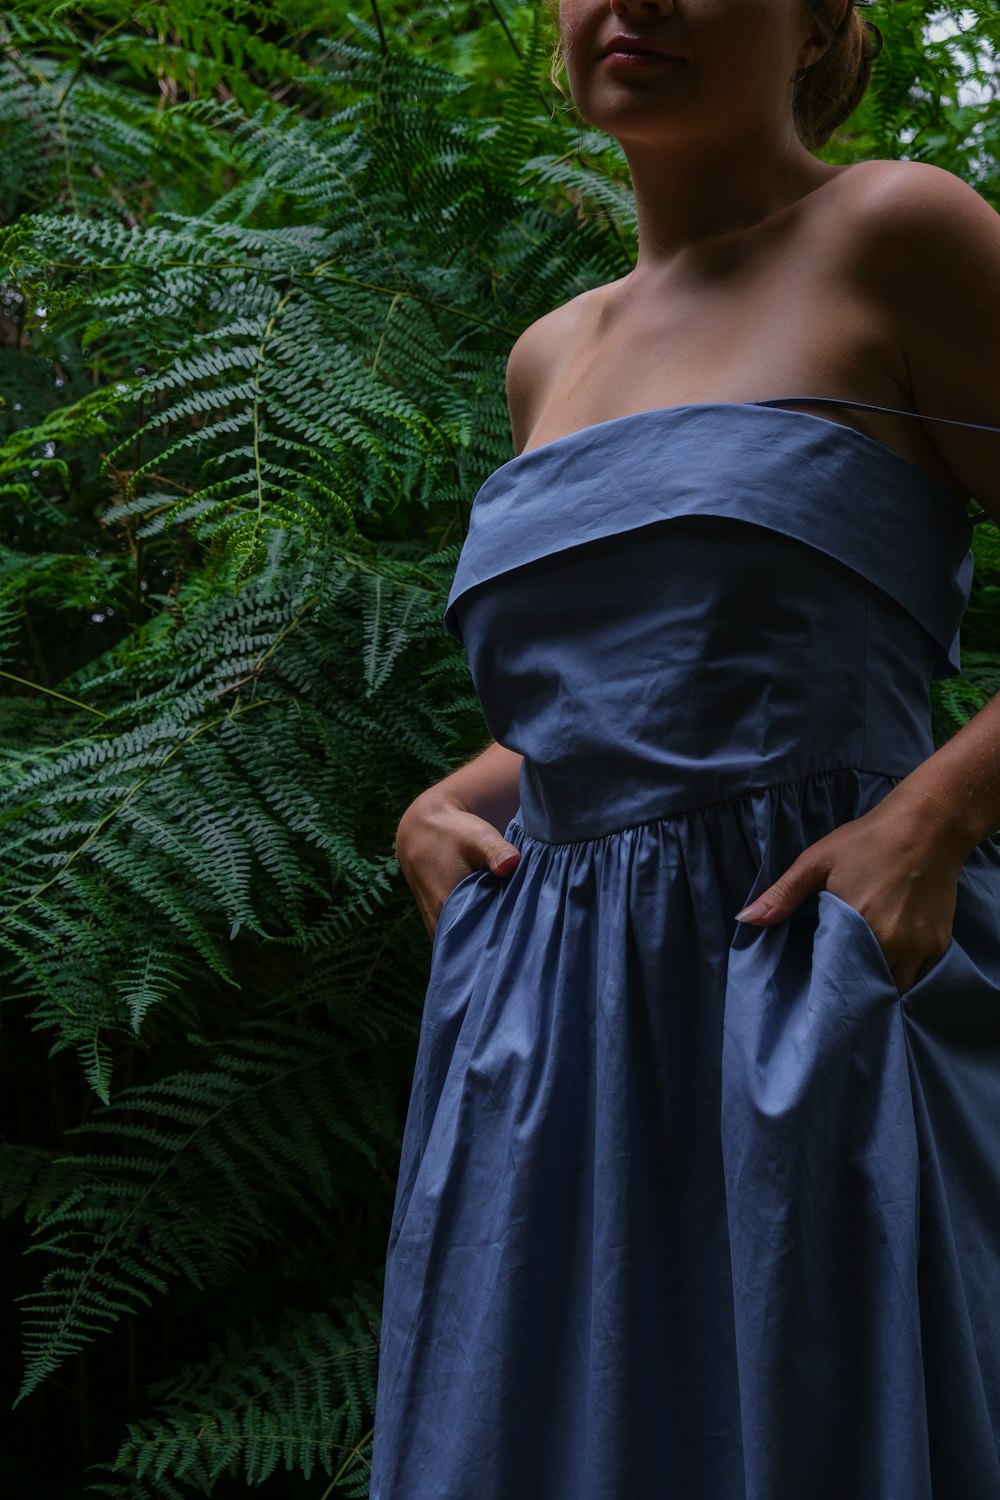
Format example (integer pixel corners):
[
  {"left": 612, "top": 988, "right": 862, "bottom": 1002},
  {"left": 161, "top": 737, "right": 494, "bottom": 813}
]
[
  {"left": 752, "top": 395, "right": 1000, "bottom": 437},
  {"left": 753, "top": 397, "right": 999, "bottom": 525}
]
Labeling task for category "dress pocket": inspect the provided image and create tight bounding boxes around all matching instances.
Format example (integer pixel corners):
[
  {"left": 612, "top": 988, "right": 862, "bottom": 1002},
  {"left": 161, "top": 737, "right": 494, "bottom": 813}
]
[
  {"left": 817, "top": 889, "right": 898, "bottom": 992},
  {"left": 819, "top": 890, "right": 958, "bottom": 998},
  {"left": 899, "top": 933, "right": 1000, "bottom": 1041},
  {"left": 431, "top": 868, "right": 490, "bottom": 958},
  {"left": 723, "top": 882, "right": 910, "bottom": 1137}
]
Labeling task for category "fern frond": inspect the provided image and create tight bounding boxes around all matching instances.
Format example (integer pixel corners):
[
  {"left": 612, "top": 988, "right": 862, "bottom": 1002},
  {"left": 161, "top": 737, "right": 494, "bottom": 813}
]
[
  {"left": 98, "top": 1292, "right": 378, "bottom": 1493},
  {"left": 17, "top": 1023, "right": 399, "bottom": 1400}
]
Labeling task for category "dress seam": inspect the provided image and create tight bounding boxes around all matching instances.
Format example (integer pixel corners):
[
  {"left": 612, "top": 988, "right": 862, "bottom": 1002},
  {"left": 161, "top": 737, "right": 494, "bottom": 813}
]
[{"left": 512, "top": 763, "right": 903, "bottom": 848}]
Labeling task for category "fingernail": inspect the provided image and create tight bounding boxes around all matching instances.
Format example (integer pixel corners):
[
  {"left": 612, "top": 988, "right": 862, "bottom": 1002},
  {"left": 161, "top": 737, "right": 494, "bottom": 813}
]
[
  {"left": 495, "top": 853, "right": 520, "bottom": 875},
  {"left": 735, "top": 899, "right": 770, "bottom": 923}
]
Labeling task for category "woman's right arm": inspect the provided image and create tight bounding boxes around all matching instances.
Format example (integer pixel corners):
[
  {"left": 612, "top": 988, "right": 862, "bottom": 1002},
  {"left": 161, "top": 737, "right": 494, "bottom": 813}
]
[
  {"left": 396, "top": 742, "right": 523, "bottom": 937},
  {"left": 398, "top": 309, "right": 580, "bottom": 935}
]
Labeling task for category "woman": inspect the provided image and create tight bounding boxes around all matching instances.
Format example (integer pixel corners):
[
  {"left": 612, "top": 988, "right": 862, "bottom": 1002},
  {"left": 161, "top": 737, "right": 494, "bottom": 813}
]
[{"left": 371, "top": 2, "right": 1000, "bottom": 1496}]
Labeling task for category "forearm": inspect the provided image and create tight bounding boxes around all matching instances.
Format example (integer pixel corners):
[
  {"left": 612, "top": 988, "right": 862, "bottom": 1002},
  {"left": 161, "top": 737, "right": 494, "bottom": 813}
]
[
  {"left": 396, "top": 742, "right": 524, "bottom": 935},
  {"left": 890, "top": 689, "right": 1000, "bottom": 862},
  {"left": 412, "top": 741, "right": 523, "bottom": 834}
]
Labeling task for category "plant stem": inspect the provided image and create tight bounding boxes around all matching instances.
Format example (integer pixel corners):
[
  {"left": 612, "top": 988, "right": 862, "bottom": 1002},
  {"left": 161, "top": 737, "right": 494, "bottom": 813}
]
[
  {"left": 0, "top": 669, "right": 107, "bottom": 718},
  {"left": 368, "top": 1, "right": 387, "bottom": 54},
  {"left": 488, "top": 0, "right": 521, "bottom": 60}
]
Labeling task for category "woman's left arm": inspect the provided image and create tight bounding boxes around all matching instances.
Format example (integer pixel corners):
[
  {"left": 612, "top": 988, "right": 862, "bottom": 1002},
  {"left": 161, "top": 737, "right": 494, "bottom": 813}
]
[
  {"left": 737, "top": 701, "right": 1000, "bottom": 992},
  {"left": 738, "top": 165, "right": 1000, "bottom": 992}
]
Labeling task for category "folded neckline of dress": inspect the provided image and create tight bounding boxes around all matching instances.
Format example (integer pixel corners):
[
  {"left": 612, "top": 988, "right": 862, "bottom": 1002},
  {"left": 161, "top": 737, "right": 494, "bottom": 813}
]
[
  {"left": 445, "top": 403, "right": 974, "bottom": 677},
  {"left": 509, "top": 400, "right": 967, "bottom": 511}
]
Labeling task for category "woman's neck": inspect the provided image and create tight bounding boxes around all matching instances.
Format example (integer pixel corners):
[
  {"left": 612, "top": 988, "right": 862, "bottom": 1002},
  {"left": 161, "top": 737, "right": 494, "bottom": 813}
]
[{"left": 623, "top": 127, "right": 839, "bottom": 264}]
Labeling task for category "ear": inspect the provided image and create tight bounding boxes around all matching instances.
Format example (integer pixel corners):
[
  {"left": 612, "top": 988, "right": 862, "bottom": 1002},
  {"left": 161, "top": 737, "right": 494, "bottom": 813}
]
[{"left": 797, "top": 0, "right": 849, "bottom": 70}]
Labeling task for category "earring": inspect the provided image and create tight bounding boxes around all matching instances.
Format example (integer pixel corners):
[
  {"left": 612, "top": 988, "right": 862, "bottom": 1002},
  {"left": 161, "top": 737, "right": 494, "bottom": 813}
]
[{"left": 791, "top": 64, "right": 808, "bottom": 83}]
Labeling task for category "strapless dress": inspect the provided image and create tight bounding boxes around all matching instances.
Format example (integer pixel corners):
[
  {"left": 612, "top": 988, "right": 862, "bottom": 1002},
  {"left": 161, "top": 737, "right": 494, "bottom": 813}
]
[{"left": 371, "top": 401, "right": 1000, "bottom": 1500}]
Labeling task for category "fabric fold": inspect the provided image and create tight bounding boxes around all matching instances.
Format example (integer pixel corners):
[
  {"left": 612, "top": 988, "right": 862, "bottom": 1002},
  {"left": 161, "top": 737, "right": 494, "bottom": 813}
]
[{"left": 445, "top": 404, "right": 972, "bottom": 675}]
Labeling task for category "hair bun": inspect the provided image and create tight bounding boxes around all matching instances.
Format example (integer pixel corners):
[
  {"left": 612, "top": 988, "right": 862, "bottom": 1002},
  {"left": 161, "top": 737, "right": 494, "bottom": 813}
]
[{"left": 796, "top": 0, "right": 880, "bottom": 150}]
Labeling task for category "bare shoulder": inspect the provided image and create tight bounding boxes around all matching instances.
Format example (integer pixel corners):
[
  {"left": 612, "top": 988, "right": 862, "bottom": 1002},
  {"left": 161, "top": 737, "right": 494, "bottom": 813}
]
[
  {"left": 830, "top": 160, "right": 1000, "bottom": 508},
  {"left": 830, "top": 158, "right": 1000, "bottom": 270},
  {"left": 505, "top": 283, "right": 617, "bottom": 454},
  {"left": 827, "top": 159, "right": 1000, "bottom": 386},
  {"left": 847, "top": 159, "right": 1000, "bottom": 328}
]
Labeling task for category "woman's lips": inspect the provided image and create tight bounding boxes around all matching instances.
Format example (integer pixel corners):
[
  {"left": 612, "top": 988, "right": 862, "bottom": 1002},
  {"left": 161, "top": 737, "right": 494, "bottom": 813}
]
[{"left": 600, "top": 41, "right": 683, "bottom": 68}]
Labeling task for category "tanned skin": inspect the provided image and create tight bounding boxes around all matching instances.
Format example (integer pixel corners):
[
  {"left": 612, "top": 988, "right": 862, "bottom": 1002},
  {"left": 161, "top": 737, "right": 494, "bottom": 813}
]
[{"left": 397, "top": 0, "right": 1000, "bottom": 993}]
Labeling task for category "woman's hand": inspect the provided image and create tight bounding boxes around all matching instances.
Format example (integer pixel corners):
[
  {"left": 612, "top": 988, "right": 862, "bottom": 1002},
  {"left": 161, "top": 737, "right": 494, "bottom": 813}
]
[
  {"left": 735, "top": 784, "right": 968, "bottom": 993},
  {"left": 396, "top": 744, "right": 523, "bottom": 937},
  {"left": 396, "top": 790, "right": 520, "bottom": 938}
]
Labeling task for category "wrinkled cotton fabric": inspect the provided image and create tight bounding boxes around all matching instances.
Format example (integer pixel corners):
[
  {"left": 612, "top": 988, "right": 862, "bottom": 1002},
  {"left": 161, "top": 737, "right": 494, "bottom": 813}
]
[{"left": 371, "top": 406, "right": 1000, "bottom": 1500}]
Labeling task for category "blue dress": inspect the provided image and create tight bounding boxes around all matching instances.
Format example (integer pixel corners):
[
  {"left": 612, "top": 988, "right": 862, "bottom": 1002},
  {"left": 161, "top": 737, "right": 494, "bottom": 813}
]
[{"left": 371, "top": 402, "right": 1000, "bottom": 1500}]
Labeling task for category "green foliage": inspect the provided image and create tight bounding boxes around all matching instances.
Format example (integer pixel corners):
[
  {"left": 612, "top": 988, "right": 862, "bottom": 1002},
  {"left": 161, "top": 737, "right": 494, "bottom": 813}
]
[
  {"left": 826, "top": 0, "right": 1000, "bottom": 188},
  {"left": 91, "top": 1295, "right": 379, "bottom": 1494},
  {"left": 934, "top": 523, "right": 1000, "bottom": 741},
  {"left": 0, "top": 1, "right": 997, "bottom": 1494},
  {"left": 0, "top": 2, "right": 629, "bottom": 1491},
  {"left": 18, "top": 1018, "right": 395, "bottom": 1395}
]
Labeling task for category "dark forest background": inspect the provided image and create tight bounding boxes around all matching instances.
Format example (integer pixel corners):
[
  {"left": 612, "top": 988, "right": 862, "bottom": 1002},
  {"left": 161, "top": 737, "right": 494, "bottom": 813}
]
[{"left": 0, "top": 2, "right": 998, "bottom": 1493}]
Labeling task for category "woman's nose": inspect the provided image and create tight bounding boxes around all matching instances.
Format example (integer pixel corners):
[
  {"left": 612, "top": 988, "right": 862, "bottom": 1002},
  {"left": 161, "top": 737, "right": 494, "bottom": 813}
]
[{"left": 609, "top": 0, "right": 674, "bottom": 15}]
